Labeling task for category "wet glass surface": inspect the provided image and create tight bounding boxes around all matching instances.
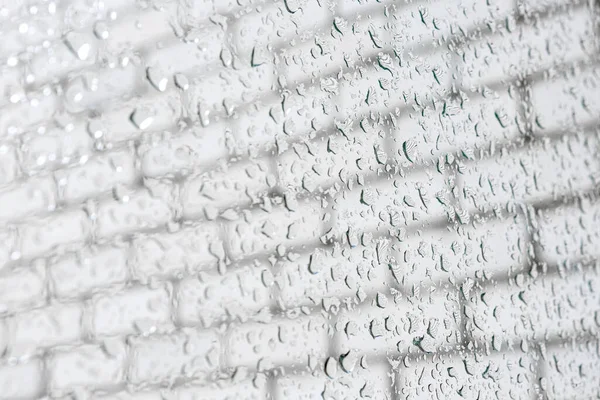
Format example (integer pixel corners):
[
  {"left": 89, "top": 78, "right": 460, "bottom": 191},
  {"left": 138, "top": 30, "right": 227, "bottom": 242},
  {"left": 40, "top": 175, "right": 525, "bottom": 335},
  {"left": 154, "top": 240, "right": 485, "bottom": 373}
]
[{"left": 0, "top": 0, "right": 599, "bottom": 398}]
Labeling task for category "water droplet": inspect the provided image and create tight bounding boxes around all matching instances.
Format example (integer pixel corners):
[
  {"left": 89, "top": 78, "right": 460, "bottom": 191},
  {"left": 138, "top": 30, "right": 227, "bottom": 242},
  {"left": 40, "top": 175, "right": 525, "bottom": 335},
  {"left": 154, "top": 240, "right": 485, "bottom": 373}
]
[
  {"left": 339, "top": 350, "right": 357, "bottom": 373},
  {"left": 324, "top": 356, "right": 338, "bottom": 378},
  {"left": 174, "top": 73, "right": 189, "bottom": 91},
  {"left": 93, "top": 21, "right": 109, "bottom": 40},
  {"left": 283, "top": 0, "right": 300, "bottom": 13},
  {"left": 130, "top": 107, "right": 155, "bottom": 130},
  {"left": 146, "top": 67, "right": 168, "bottom": 92},
  {"left": 64, "top": 32, "right": 92, "bottom": 60}
]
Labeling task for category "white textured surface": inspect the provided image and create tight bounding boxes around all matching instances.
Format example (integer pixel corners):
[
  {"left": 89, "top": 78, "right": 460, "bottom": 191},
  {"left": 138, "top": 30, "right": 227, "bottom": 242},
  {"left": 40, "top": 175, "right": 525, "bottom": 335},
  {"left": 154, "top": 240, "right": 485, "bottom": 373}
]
[{"left": 0, "top": 0, "right": 600, "bottom": 399}]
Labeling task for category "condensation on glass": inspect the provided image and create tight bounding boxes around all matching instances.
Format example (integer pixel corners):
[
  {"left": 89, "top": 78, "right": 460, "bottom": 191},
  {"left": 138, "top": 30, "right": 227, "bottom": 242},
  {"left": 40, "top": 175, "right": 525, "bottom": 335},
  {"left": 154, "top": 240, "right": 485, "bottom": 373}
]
[{"left": 0, "top": 0, "right": 599, "bottom": 399}]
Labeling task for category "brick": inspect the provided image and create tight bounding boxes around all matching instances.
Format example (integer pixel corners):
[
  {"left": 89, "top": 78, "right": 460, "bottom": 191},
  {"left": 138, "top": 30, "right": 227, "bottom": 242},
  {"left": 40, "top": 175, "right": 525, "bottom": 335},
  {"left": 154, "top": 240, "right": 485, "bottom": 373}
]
[
  {"left": 226, "top": 314, "right": 329, "bottom": 369},
  {"left": 4, "top": 302, "right": 83, "bottom": 358},
  {"left": 0, "top": 263, "right": 47, "bottom": 315},
  {"left": 542, "top": 341, "right": 600, "bottom": 399},
  {"left": 230, "top": 1, "right": 331, "bottom": 58},
  {"left": 278, "top": 33, "right": 356, "bottom": 85},
  {"left": 232, "top": 88, "right": 335, "bottom": 152},
  {"left": 17, "top": 209, "right": 91, "bottom": 259},
  {"left": 101, "top": 89, "right": 183, "bottom": 143},
  {"left": 75, "top": 63, "right": 138, "bottom": 111},
  {"left": 532, "top": 64, "right": 600, "bottom": 134},
  {"left": 276, "top": 362, "right": 392, "bottom": 399},
  {"left": 95, "top": 189, "right": 173, "bottom": 238},
  {"left": 225, "top": 201, "right": 322, "bottom": 260},
  {"left": 1, "top": 14, "right": 61, "bottom": 57},
  {"left": 49, "top": 245, "right": 129, "bottom": 299},
  {"left": 0, "top": 175, "right": 56, "bottom": 223},
  {"left": 1, "top": 0, "right": 129, "bottom": 60},
  {"left": 128, "top": 328, "right": 220, "bottom": 385},
  {"left": 460, "top": 7, "right": 595, "bottom": 87},
  {"left": 0, "top": 359, "right": 45, "bottom": 399},
  {"left": 335, "top": 0, "right": 395, "bottom": 15},
  {"left": 29, "top": 36, "right": 97, "bottom": 86},
  {"left": 337, "top": 50, "right": 451, "bottom": 119},
  {"left": 0, "top": 89, "right": 59, "bottom": 139},
  {"left": 176, "top": 263, "right": 272, "bottom": 327},
  {"left": 19, "top": 122, "right": 93, "bottom": 175},
  {"left": 144, "top": 25, "right": 224, "bottom": 75},
  {"left": 537, "top": 200, "right": 600, "bottom": 265},
  {"left": 138, "top": 126, "right": 229, "bottom": 178},
  {"left": 459, "top": 133, "right": 600, "bottom": 213},
  {"left": 0, "top": 66, "right": 19, "bottom": 101},
  {"left": 105, "top": 7, "right": 176, "bottom": 53},
  {"left": 391, "top": 215, "right": 528, "bottom": 289},
  {"left": 338, "top": 7, "right": 395, "bottom": 53},
  {"left": 176, "top": 380, "right": 268, "bottom": 400},
  {"left": 181, "top": 160, "right": 271, "bottom": 219},
  {"left": 92, "top": 390, "right": 163, "bottom": 400},
  {"left": 275, "top": 243, "right": 389, "bottom": 310},
  {"left": 212, "top": 0, "right": 245, "bottom": 14},
  {"left": 91, "top": 284, "right": 173, "bottom": 337},
  {"left": 0, "top": 144, "right": 19, "bottom": 185},
  {"left": 391, "top": 90, "right": 519, "bottom": 162},
  {"left": 464, "top": 269, "right": 600, "bottom": 347},
  {"left": 333, "top": 290, "right": 462, "bottom": 356},
  {"left": 187, "top": 64, "right": 275, "bottom": 113},
  {"left": 0, "top": 228, "right": 17, "bottom": 271},
  {"left": 130, "top": 222, "right": 223, "bottom": 281},
  {"left": 332, "top": 169, "right": 449, "bottom": 238},
  {"left": 520, "top": 0, "right": 584, "bottom": 13},
  {"left": 48, "top": 340, "right": 127, "bottom": 396},
  {"left": 385, "top": 0, "right": 513, "bottom": 48},
  {"left": 277, "top": 130, "right": 385, "bottom": 191},
  {"left": 56, "top": 150, "right": 137, "bottom": 204},
  {"left": 280, "top": 6, "right": 452, "bottom": 86},
  {"left": 397, "top": 351, "right": 536, "bottom": 400}
]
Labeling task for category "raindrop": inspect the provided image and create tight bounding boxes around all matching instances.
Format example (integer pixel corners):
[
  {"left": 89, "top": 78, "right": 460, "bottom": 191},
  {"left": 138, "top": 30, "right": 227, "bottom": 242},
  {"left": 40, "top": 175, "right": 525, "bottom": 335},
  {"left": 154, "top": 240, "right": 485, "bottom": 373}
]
[
  {"left": 130, "top": 107, "right": 155, "bottom": 130},
  {"left": 146, "top": 67, "right": 168, "bottom": 92},
  {"left": 324, "top": 356, "right": 338, "bottom": 378},
  {"left": 64, "top": 32, "right": 92, "bottom": 61}
]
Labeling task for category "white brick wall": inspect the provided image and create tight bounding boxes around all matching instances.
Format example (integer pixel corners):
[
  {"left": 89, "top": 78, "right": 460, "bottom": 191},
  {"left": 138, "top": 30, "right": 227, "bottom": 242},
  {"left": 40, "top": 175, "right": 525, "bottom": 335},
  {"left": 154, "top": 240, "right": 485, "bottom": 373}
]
[{"left": 0, "top": 0, "right": 598, "bottom": 398}]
